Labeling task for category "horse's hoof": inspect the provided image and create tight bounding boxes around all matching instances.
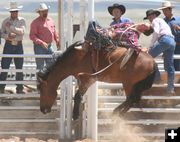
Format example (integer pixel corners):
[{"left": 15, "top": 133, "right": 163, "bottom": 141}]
[
  {"left": 1, "top": 99, "right": 12, "bottom": 106},
  {"left": 113, "top": 105, "right": 121, "bottom": 114},
  {"left": 73, "top": 115, "right": 79, "bottom": 120},
  {"left": 113, "top": 108, "right": 125, "bottom": 118},
  {"left": 113, "top": 109, "right": 119, "bottom": 116}
]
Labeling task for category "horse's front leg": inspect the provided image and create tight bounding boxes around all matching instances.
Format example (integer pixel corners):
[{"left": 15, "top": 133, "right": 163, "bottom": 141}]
[
  {"left": 73, "top": 90, "right": 84, "bottom": 120},
  {"left": 73, "top": 73, "right": 96, "bottom": 120}
]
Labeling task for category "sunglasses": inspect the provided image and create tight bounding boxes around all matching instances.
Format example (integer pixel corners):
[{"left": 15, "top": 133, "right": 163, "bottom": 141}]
[{"left": 10, "top": 11, "right": 18, "bottom": 13}]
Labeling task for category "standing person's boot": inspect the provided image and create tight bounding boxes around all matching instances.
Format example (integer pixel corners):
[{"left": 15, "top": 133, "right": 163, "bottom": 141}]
[
  {"left": 16, "top": 89, "right": 25, "bottom": 94},
  {"left": 16, "top": 85, "right": 25, "bottom": 94},
  {"left": 0, "top": 88, "right": 5, "bottom": 93},
  {"left": 0, "top": 88, "right": 12, "bottom": 105},
  {"left": 165, "top": 89, "right": 176, "bottom": 96}
]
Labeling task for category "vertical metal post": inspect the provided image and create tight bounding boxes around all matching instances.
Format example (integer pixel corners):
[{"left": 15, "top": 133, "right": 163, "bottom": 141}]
[
  {"left": 80, "top": 0, "right": 86, "bottom": 40},
  {"left": 66, "top": 76, "right": 73, "bottom": 138},
  {"left": 58, "top": 0, "right": 66, "bottom": 139},
  {"left": 59, "top": 83, "right": 66, "bottom": 139},
  {"left": 59, "top": 0, "right": 65, "bottom": 51},
  {"left": 67, "top": 0, "right": 73, "bottom": 45},
  {"left": 66, "top": 0, "right": 74, "bottom": 139},
  {"left": 87, "top": 82, "right": 98, "bottom": 141},
  {"left": 88, "top": 0, "right": 95, "bottom": 20}
]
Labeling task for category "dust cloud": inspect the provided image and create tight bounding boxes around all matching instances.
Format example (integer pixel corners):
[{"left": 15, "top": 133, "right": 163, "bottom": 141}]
[{"left": 110, "top": 116, "right": 146, "bottom": 142}]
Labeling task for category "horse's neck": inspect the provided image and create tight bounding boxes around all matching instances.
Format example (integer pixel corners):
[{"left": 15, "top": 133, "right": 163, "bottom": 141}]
[
  {"left": 47, "top": 62, "right": 74, "bottom": 90},
  {"left": 46, "top": 51, "right": 93, "bottom": 89}
]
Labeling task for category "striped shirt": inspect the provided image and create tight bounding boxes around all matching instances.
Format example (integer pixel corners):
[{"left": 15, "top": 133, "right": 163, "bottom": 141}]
[
  {"left": 111, "top": 23, "right": 141, "bottom": 51},
  {"left": 1, "top": 17, "right": 26, "bottom": 41},
  {"left": 96, "top": 23, "right": 141, "bottom": 52}
]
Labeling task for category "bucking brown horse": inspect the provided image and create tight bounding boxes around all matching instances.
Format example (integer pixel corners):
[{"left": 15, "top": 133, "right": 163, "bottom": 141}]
[
  {"left": 37, "top": 22, "right": 157, "bottom": 119},
  {"left": 37, "top": 21, "right": 157, "bottom": 120}
]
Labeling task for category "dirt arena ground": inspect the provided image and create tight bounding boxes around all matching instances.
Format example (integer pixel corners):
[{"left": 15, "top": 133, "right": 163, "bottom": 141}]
[
  {"left": 0, "top": 137, "right": 57, "bottom": 142},
  {"left": 0, "top": 137, "right": 93, "bottom": 142}
]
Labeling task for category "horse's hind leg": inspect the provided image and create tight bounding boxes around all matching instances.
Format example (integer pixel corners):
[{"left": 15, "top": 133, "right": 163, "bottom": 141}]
[
  {"left": 114, "top": 91, "right": 141, "bottom": 115},
  {"left": 73, "top": 73, "right": 96, "bottom": 120},
  {"left": 113, "top": 66, "right": 156, "bottom": 116},
  {"left": 113, "top": 83, "right": 142, "bottom": 116},
  {"left": 113, "top": 84, "right": 134, "bottom": 115}
]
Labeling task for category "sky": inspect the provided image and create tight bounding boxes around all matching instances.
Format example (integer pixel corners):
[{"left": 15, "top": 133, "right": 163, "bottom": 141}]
[
  {"left": 0, "top": 0, "right": 179, "bottom": 13},
  {"left": 0, "top": 0, "right": 57, "bottom": 6},
  {"left": 0, "top": 0, "right": 167, "bottom": 3}
]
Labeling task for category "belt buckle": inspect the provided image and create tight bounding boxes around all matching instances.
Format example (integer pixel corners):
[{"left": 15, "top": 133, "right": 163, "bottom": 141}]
[{"left": 11, "top": 41, "right": 18, "bottom": 46}]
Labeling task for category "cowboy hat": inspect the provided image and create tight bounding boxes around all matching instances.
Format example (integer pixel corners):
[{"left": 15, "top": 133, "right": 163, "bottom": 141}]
[
  {"left": 108, "top": 3, "right": 126, "bottom": 15},
  {"left": 158, "top": 1, "right": 175, "bottom": 10},
  {"left": 6, "top": 1, "right": 23, "bottom": 12},
  {"left": 143, "top": 9, "right": 161, "bottom": 20},
  {"left": 35, "top": 3, "right": 50, "bottom": 13}
]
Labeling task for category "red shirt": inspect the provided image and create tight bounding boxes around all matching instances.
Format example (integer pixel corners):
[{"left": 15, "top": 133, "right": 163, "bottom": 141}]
[
  {"left": 96, "top": 23, "right": 141, "bottom": 52},
  {"left": 29, "top": 16, "right": 59, "bottom": 45},
  {"left": 111, "top": 23, "right": 141, "bottom": 52}
]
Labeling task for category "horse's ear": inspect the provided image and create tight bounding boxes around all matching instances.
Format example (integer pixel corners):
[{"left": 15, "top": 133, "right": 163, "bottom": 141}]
[
  {"left": 75, "top": 43, "right": 89, "bottom": 52},
  {"left": 74, "top": 45, "right": 83, "bottom": 50}
]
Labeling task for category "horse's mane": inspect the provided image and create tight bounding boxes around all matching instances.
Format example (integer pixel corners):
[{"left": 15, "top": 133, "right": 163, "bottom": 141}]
[{"left": 37, "top": 41, "right": 83, "bottom": 81}]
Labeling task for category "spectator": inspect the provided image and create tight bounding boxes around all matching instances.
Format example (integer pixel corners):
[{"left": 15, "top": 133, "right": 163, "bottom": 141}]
[
  {"left": 144, "top": 9, "right": 176, "bottom": 95},
  {"left": 108, "top": 3, "right": 133, "bottom": 26},
  {"left": 29, "top": 3, "right": 60, "bottom": 70},
  {"left": 0, "top": 1, "right": 26, "bottom": 94},
  {"left": 158, "top": 1, "right": 180, "bottom": 71}
]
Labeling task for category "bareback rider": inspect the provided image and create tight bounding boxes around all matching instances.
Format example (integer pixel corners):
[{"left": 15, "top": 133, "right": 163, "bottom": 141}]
[{"left": 96, "top": 22, "right": 151, "bottom": 53}]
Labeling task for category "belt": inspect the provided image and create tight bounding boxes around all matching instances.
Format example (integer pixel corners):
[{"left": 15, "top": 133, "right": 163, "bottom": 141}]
[
  {"left": 176, "top": 42, "right": 180, "bottom": 46},
  {"left": 158, "top": 35, "right": 165, "bottom": 41},
  {"left": 33, "top": 42, "right": 52, "bottom": 48},
  {"left": 6, "top": 40, "right": 22, "bottom": 46}
]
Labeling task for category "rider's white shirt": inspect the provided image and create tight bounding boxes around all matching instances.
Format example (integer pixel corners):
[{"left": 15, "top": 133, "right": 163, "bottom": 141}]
[{"left": 150, "top": 17, "right": 174, "bottom": 48}]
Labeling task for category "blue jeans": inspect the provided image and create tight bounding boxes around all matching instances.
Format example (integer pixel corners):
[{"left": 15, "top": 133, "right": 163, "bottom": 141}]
[
  {"left": 148, "top": 35, "right": 176, "bottom": 91},
  {"left": 174, "top": 44, "right": 180, "bottom": 71},
  {"left": 34, "top": 44, "right": 54, "bottom": 70},
  {"left": 0, "top": 42, "right": 24, "bottom": 91}
]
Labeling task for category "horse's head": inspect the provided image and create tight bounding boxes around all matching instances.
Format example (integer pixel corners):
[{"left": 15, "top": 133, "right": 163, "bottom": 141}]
[
  {"left": 37, "top": 72, "right": 58, "bottom": 114},
  {"left": 36, "top": 41, "right": 88, "bottom": 114}
]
